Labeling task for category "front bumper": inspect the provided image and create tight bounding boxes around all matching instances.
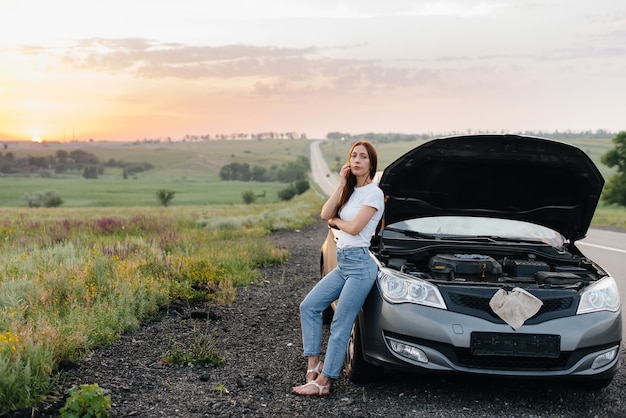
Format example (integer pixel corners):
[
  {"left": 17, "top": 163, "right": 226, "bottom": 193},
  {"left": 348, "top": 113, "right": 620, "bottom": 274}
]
[{"left": 359, "top": 290, "right": 622, "bottom": 380}]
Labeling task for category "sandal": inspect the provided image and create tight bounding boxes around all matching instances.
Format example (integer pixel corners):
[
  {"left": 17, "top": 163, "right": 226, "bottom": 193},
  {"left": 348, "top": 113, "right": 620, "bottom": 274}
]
[
  {"left": 292, "top": 380, "right": 330, "bottom": 396},
  {"left": 306, "top": 361, "right": 323, "bottom": 382}
]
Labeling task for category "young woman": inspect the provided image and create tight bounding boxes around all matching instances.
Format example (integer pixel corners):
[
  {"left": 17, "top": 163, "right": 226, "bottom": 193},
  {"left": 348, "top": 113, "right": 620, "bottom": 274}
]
[{"left": 292, "top": 140, "right": 384, "bottom": 396}]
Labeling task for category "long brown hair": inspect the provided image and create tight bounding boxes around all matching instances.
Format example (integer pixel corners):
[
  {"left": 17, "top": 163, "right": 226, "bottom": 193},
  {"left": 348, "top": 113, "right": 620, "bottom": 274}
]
[{"left": 335, "top": 140, "right": 378, "bottom": 216}]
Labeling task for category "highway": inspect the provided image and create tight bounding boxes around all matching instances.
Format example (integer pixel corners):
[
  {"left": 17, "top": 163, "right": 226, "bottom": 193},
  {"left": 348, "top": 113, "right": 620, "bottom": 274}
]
[{"left": 309, "top": 140, "right": 626, "bottom": 340}]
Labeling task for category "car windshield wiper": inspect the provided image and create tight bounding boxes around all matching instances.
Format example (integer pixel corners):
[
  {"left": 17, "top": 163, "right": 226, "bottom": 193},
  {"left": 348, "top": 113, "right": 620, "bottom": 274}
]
[
  {"left": 475, "top": 235, "right": 547, "bottom": 244},
  {"left": 382, "top": 226, "right": 436, "bottom": 239}
]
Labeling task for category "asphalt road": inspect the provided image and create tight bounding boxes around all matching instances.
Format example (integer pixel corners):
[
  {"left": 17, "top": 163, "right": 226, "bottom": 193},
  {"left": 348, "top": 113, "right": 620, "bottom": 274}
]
[
  {"left": 579, "top": 229, "right": 626, "bottom": 340},
  {"left": 309, "top": 140, "right": 626, "bottom": 341},
  {"left": 309, "top": 139, "right": 339, "bottom": 196}
]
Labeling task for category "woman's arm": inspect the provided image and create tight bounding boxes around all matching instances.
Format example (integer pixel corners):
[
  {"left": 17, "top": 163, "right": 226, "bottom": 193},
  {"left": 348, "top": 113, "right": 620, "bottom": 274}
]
[
  {"left": 328, "top": 205, "right": 377, "bottom": 236},
  {"left": 320, "top": 185, "right": 343, "bottom": 221}
]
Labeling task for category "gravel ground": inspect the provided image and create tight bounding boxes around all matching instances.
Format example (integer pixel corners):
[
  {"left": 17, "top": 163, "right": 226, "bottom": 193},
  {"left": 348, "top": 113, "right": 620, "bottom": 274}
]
[{"left": 6, "top": 219, "right": 626, "bottom": 418}]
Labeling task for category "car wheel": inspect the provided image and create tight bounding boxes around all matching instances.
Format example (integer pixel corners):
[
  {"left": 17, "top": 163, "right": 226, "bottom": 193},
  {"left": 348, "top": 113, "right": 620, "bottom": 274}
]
[{"left": 345, "top": 316, "right": 383, "bottom": 383}]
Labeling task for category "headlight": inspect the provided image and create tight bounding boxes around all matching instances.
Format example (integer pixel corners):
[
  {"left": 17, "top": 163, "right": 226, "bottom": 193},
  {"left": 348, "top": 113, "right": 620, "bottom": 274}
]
[
  {"left": 577, "top": 276, "right": 621, "bottom": 314},
  {"left": 378, "top": 267, "right": 447, "bottom": 309}
]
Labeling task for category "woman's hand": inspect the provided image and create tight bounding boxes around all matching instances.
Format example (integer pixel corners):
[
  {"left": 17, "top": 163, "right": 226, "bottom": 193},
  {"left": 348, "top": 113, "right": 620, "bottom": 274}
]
[
  {"left": 338, "top": 163, "right": 350, "bottom": 187},
  {"left": 321, "top": 163, "right": 350, "bottom": 221}
]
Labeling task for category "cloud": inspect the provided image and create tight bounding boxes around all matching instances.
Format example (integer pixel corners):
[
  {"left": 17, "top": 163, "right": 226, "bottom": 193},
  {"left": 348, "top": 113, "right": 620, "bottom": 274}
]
[
  {"left": 47, "top": 37, "right": 447, "bottom": 97},
  {"left": 58, "top": 38, "right": 320, "bottom": 78}
]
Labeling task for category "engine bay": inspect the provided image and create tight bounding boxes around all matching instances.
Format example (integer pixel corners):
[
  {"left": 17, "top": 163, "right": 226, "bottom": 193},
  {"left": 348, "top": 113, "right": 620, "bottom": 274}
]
[{"left": 384, "top": 250, "right": 602, "bottom": 287}]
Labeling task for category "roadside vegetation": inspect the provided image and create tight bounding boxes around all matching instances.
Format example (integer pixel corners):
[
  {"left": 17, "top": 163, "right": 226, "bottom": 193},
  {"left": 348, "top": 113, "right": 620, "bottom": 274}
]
[
  {"left": 0, "top": 193, "right": 322, "bottom": 413},
  {"left": 601, "top": 131, "right": 626, "bottom": 207}
]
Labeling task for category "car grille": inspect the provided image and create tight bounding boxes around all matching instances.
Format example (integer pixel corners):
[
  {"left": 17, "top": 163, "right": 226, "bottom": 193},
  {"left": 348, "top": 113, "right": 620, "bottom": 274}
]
[
  {"left": 454, "top": 348, "right": 570, "bottom": 370},
  {"left": 442, "top": 287, "right": 579, "bottom": 324}
]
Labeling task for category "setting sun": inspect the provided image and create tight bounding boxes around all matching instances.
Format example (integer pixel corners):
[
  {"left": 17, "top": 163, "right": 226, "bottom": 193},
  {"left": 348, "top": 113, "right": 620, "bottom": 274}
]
[{"left": 31, "top": 136, "right": 42, "bottom": 143}]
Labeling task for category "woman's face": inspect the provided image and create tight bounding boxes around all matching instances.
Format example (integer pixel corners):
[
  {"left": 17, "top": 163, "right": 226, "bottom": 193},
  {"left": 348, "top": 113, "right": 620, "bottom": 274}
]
[{"left": 349, "top": 144, "right": 371, "bottom": 178}]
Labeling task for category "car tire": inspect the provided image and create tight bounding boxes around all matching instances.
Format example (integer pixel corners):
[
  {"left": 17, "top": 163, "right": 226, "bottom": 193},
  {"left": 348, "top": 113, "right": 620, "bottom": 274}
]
[{"left": 345, "top": 316, "right": 383, "bottom": 383}]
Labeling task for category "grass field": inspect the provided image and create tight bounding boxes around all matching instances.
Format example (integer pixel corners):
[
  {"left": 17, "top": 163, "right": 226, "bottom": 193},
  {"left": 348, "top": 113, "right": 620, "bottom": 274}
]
[
  {"left": 2, "top": 135, "right": 625, "bottom": 226},
  {"left": 0, "top": 138, "right": 324, "bottom": 411},
  {"left": 0, "top": 192, "right": 323, "bottom": 413},
  {"left": 0, "top": 139, "right": 311, "bottom": 207}
]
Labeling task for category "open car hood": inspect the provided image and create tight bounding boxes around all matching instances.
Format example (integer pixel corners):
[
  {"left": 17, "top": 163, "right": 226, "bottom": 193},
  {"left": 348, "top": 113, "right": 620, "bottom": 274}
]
[{"left": 379, "top": 134, "right": 604, "bottom": 242}]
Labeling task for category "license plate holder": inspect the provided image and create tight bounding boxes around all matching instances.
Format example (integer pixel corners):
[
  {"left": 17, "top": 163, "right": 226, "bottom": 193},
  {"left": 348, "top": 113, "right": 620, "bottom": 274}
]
[{"left": 471, "top": 332, "right": 560, "bottom": 358}]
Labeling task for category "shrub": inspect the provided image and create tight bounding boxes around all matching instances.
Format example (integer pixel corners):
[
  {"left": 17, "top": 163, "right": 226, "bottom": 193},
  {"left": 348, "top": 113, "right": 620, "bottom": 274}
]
[
  {"left": 59, "top": 383, "right": 111, "bottom": 418},
  {"left": 241, "top": 190, "right": 256, "bottom": 204},
  {"left": 294, "top": 179, "right": 310, "bottom": 194},
  {"left": 277, "top": 185, "right": 297, "bottom": 201},
  {"left": 156, "top": 189, "right": 176, "bottom": 206},
  {"left": 44, "top": 195, "right": 64, "bottom": 207},
  {"left": 82, "top": 165, "right": 99, "bottom": 179},
  {"left": 162, "top": 322, "right": 225, "bottom": 367},
  {"left": 22, "top": 190, "right": 64, "bottom": 208}
]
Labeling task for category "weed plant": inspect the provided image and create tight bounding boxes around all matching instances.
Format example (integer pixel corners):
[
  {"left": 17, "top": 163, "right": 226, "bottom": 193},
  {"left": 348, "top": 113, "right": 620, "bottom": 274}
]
[
  {"left": 0, "top": 191, "right": 322, "bottom": 413},
  {"left": 59, "top": 383, "right": 111, "bottom": 418},
  {"left": 162, "top": 320, "right": 225, "bottom": 367}
]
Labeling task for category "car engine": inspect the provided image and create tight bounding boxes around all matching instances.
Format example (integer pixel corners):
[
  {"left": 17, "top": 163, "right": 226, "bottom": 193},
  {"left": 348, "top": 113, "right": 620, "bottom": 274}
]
[{"left": 388, "top": 252, "right": 600, "bottom": 286}]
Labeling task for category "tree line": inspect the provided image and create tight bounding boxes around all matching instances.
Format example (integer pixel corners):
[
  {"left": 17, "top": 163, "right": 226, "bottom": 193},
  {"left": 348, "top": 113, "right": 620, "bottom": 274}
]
[
  {"left": 326, "top": 129, "right": 617, "bottom": 143},
  {"left": 0, "top": 149, "right": 153, "bottom": 179},
  {"left": 219, "top": 156, "right": 309, "bottom": 183},
  {"left": 601, "top": 131, "right": 626, "bottom": 207},
  {"left": 219, "top": 155, "right": 311, "bottom": 202}
]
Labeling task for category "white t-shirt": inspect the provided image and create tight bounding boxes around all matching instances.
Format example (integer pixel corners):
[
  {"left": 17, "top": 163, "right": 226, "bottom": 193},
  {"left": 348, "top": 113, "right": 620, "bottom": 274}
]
[{"left": 337, "top": 183, "right": 385, "bottom": 249}]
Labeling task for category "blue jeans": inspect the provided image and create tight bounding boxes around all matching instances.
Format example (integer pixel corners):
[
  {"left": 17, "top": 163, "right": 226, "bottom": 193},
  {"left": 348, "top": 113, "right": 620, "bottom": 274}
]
[{"left": 299, "top": 247, "right": 378, "bottom": 379}]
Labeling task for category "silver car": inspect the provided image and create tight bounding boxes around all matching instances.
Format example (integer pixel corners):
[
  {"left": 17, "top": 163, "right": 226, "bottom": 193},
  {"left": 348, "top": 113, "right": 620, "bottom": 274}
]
[{"left": 320, "top": 134, "right": 621, "bottom": 389}]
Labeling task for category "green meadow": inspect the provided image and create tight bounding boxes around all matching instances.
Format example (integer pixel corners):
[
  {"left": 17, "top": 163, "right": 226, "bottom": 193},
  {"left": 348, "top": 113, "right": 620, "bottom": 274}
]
[
  {"left": 0, "top": 139, "right": 312, "bottom": 207},
  {"left": 0, "top": 194, "right": 323, "bottom": 413},
  {"left": 0, "top": 139, "right": 324, "bottom": 413}
]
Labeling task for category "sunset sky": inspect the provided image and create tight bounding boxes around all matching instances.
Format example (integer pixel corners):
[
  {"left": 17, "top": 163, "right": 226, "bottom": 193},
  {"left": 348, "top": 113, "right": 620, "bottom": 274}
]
[{"left": 1, "top": 0, "right": 625, "bottom": 142}]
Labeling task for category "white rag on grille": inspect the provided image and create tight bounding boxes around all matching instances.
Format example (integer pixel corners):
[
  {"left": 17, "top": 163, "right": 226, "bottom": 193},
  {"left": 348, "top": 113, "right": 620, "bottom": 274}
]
[{"left": 489, "top": 287, "right": 543, "bottom": 330}]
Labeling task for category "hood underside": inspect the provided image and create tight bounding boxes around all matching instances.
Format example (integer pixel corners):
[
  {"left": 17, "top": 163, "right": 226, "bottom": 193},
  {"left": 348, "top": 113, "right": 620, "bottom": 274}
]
[{"left": 379, "top": 135, "right": 604, "bottom": 242}]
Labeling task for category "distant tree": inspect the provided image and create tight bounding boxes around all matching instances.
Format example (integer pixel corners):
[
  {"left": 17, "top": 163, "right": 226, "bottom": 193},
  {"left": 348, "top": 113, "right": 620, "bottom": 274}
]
[
  {"left": 326, "top": 132, "right": 351, "bottom": 140},
  {"left": 0, "top": 152, "right": 18, "bottom": 174},
  {"left": 44, "top": 195, "right": 64, "bottom": 208},
  {"left": 70, "top": 149, "right": 99, "bottom": 166},
  {"left": 294, "top": 179, "right": 310, "bottom": 195},
  {"left": 28, "top": 156, "right": 51, "bottom": 170},
  {"left": 22, "top": 190, "right": 63, "bottom": 208},
  {"left": 82, "top": 165, "right": 99, "bottom": 179},
  {"left": 124, "top": 162, "right": 154, "bottom": 175},
  {"left": 275, "top": 156, "right": 309, "bottom": 182},
  {"left": 219, "top": 162, "right": 251, "bottom": 181},
  {"left": 241, "top": 190, "right": 256, "bottom": 204},
  {"left": 250, "top": 166, "right": 268, "bottom": 181},
  {"left": 278, "top": 185, "right": 297, "bottom": 201},
  {"left": 601, "top": 131, "right": 626, "bottom": 206},
  {"left": 55, "top": 150, "right": 69, "bottom": 164},
  {"left": 156, "top": 189, "right": 176, "bottom": 207}
]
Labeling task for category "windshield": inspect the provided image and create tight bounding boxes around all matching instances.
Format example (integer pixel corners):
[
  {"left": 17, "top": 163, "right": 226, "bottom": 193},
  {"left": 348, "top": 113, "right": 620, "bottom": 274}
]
[{"left": 386, "top": 216, "right": 565, "bottom": 248}]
